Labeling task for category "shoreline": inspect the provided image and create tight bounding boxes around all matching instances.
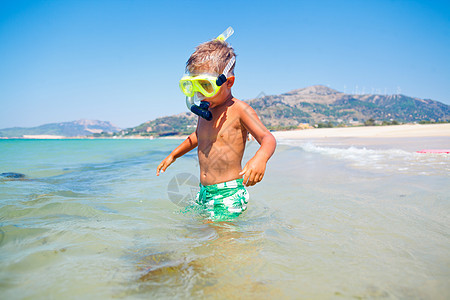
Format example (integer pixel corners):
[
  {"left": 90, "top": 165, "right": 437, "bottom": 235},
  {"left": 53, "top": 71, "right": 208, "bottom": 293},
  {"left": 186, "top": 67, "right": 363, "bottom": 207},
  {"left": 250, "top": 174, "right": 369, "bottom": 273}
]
[
  {"left": 272, "top": 123, "right": 450, "bottom": 139},
  {"left": 1, "top": 124, "right": 449, "bottom": 142},
  {"left": 0, "top": 135, "right": 190, "bottom": 140},
  {"left": 272, "top": 123, "right": 450, "bottom": 152}
]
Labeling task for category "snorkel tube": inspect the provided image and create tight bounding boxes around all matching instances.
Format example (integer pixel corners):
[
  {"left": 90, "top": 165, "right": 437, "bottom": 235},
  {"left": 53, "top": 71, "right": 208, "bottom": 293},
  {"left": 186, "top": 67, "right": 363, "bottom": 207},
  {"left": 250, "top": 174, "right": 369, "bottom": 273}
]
[
  {"left": 186, "top": 96, "right": 212, "bottom": 121},
  {"left": 185, "top": 27, "right": 234, "bottom": 121}
]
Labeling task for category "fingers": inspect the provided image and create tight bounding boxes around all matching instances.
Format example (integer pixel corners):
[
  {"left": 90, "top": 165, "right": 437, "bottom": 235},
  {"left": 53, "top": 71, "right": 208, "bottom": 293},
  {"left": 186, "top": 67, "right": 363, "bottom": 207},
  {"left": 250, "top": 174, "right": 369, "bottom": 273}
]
[
  {"left": 156, "top": 161, "right": 168, "bottom": 176},
  {"left": 244, "top": 169, "right": 261, "bottom": 186},
  {"left": 243, "top": 169, "right": 265, "bottom": 186},
  {"left": 156, "top": 163, "right": 163, "bottom": 176},
  {"left": 247, "top": 170, "right": 258, "bottom": 186},
  {"left": 241, "top": 162, "right": 264, "bottom": 186},
  {"left": 239, "top": 165, "right": 247, "bottom": 176},
  {"left": 242, "top": 169, "right": 251, "bottom": 186},
  {"left": 156, "top": 155, "right": 175, "bottom": 176}
]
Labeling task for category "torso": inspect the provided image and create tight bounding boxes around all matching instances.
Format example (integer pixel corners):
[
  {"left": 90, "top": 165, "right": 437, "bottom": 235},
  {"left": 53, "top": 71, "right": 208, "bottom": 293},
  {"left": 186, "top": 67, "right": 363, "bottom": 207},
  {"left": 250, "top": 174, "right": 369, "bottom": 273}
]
[{"left": 197, "top": 98, "right": 248, "bottom": 185}]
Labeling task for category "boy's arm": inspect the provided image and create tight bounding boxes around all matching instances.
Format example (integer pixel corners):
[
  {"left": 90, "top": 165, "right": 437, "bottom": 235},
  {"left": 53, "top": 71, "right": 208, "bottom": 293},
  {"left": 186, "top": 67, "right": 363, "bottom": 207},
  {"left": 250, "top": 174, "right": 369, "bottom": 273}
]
[
  {"left": 238, "top": 102, "right": 276, "bottom": 186},
  {"left": 156, "top": 131, "right": 198, "bottom": 176}
]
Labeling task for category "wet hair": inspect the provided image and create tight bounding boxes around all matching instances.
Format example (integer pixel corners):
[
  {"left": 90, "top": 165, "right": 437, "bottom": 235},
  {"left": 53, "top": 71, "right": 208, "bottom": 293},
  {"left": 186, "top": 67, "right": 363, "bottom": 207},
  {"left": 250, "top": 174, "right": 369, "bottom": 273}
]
[{"left": 186, "top": 40, "right": 236, "bottom": 75}]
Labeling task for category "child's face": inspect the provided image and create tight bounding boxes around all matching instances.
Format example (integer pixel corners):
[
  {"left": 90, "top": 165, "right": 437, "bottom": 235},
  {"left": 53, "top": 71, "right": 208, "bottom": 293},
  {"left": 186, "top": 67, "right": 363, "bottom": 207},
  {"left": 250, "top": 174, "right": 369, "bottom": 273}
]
[
  {"left": 189, "top": 67, "right": 234, "bottom": 108},
  {"left": 203, "top": 76, "right": 234, "bottom": 108}
]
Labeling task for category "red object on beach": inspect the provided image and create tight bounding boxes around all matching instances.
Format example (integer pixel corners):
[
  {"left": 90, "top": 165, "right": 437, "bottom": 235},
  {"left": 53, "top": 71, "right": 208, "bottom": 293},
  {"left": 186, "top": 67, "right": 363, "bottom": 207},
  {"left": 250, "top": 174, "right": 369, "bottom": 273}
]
[{"left": 416, "top": 149, "right": 450, "bottom": 154}]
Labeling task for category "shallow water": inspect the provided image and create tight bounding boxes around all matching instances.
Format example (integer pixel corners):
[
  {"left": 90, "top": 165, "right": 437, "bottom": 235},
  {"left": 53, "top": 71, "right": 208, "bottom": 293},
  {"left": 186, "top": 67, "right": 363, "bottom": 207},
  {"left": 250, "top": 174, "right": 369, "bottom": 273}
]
[{"left": 0, "top": 138, "right": 449, "bottom": 299}]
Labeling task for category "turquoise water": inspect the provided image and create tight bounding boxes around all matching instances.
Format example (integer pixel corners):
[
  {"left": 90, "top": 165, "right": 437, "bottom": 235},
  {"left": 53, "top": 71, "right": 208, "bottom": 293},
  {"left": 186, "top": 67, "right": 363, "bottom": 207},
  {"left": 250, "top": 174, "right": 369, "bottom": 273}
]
[{"left": 0, "top": 138, "right": 449, "bottom": 299}]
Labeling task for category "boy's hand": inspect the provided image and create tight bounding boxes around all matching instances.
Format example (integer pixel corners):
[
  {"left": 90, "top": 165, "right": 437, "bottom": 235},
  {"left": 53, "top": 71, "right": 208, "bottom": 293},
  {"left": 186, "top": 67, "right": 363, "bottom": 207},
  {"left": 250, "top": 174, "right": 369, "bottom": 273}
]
[
  {"left": 239, "top": 156, "right": 267, "bottom": 186},
  {"left": 156, "top": 155, "right": 175, "bottom": 176}
]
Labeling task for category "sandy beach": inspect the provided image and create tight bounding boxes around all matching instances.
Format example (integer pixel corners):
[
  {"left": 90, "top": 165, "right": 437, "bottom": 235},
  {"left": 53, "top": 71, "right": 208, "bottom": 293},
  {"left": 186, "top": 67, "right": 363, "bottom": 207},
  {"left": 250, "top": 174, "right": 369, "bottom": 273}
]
[
  {"left": 21, "top": 135, "right": 67, "bottom": 139},
  {"left": 272, "top": 123, "right": 450, "bottom": 152},
  {"left": 273, "top": 123, "right": 450, "bottom": 139}
]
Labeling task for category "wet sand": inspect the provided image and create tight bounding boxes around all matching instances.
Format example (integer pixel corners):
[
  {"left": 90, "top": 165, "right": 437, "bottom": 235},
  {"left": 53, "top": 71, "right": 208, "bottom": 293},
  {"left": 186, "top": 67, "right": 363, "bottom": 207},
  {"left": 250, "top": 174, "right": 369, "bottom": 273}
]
[{"left": 272, "top": 124, "right": 450, "bottom": 152}]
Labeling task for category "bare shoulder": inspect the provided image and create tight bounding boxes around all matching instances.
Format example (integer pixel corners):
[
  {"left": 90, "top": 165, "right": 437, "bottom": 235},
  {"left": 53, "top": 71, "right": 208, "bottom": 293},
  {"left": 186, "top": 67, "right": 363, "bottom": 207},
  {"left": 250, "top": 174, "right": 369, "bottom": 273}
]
[
  {"left": 232, "top": 98, "right": 250, "bottom": 108},
  {"left": 231, "top": 98, "right": 257, "bottom": 116}
]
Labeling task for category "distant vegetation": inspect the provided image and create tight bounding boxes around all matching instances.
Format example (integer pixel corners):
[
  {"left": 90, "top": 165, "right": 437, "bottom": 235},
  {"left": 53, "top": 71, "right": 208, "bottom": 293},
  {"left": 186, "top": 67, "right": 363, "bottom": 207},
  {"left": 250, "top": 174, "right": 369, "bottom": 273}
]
[
  {"left": 116, "top": 113, "right": 197, "bottom": 137},
  {"left": 247, "top": 86, "right": 449, "bottom": 129},
  {"left": 110, "top": 85, "right": 449, "bottom": 137},
  {"left": 0, "top": 120, "right": 120, "bottom": 138},
  {"left": 2, "top": 86, "right": 448, "bottom": 138}
]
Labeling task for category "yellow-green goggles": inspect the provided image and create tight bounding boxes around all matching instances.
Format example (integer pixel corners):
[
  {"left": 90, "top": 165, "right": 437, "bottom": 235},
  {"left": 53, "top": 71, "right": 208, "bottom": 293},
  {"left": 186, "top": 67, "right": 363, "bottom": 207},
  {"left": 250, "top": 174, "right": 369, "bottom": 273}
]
[
  {"left": 180, "top": 55, "right": 236, "bottom": 98},
  {"left": 179, "top": 74, "right": 222, "bottom": 98}
]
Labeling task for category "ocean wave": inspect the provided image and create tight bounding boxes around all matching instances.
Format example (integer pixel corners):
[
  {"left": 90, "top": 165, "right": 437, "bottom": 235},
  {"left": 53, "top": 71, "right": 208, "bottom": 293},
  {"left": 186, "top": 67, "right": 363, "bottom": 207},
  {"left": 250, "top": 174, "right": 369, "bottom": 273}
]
[{"left": 278, "top": 140, "right": 450, "bottom": 175}]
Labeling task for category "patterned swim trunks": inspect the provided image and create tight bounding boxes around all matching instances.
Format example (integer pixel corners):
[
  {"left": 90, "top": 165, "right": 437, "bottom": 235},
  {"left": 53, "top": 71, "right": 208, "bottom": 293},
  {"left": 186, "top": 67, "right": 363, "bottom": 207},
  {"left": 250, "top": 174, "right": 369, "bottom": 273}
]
[{"left": 195, "top": 178, "right": 249, "bottom": 221}]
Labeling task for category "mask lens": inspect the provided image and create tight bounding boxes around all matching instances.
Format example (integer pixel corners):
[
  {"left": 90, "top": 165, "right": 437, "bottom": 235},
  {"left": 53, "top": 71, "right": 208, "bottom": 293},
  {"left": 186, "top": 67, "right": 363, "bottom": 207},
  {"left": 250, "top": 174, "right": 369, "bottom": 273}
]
[
  {"left": 198, "top": 79, "right": 214, "bottom": 94},
  {"left": 182, "top": 81, "right": 193, "bottom": 95}
]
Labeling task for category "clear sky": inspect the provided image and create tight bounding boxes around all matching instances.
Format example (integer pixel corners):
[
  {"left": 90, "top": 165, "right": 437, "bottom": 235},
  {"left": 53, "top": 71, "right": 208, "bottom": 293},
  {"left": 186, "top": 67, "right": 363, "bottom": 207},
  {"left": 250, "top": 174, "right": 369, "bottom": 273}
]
[{"left": 1, "top": 0, "right": 449, "bottom": 129}]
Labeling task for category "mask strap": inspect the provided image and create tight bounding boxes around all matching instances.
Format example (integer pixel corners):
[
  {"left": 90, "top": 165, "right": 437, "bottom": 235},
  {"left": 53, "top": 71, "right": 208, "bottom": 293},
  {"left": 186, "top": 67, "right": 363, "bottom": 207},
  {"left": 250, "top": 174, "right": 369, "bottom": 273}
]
[
  {"left": 223, "top": 56, "right": 235, "bottom": 78},
  {"left": 216, "top": 56, "right": 235, "bottom": 86}
]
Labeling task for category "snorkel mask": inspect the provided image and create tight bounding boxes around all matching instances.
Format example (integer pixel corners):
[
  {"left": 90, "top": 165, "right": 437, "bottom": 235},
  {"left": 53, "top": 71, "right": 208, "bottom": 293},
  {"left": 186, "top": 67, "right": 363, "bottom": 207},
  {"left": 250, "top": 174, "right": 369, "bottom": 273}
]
[{"left": 179, "top": 27, "right": 235, "bottom": 121}]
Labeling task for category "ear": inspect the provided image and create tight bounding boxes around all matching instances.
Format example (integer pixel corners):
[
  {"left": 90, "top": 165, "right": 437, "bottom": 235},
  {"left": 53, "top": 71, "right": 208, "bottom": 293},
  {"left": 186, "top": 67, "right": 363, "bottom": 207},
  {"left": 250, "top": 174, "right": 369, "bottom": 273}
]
[{"left": 226, "top": 76, "right": 235, "bottom": 88}]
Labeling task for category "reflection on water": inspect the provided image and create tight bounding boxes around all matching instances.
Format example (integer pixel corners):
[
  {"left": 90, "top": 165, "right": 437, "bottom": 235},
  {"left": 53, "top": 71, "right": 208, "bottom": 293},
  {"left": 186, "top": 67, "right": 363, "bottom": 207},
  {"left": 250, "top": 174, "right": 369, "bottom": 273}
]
[{"left": 0, "top": 139, "right": 449, "bottom": 299}]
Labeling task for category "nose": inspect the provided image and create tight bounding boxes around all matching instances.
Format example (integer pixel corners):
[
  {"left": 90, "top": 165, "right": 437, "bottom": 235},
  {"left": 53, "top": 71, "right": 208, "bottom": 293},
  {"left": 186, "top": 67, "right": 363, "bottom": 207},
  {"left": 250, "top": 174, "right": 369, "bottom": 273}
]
[{"left": 196, "top": 92, "right": 206, "bottom": 100}]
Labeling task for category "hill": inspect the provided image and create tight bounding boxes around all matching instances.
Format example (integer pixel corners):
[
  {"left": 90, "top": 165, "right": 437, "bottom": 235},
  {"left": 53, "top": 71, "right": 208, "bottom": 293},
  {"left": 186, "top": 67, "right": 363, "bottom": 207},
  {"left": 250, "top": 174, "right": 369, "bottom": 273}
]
[
  {"left": 249, "top": 85, "right": 449, "bottom": 128},
  {"left": 127, "top": 112, "right": 197, "bottom": 137},
  {"left": 0, "top": 119, "right": 121, "bottom": 138},
  {"left": 122, "top": 85, "right": 449, "bottom": 137}
]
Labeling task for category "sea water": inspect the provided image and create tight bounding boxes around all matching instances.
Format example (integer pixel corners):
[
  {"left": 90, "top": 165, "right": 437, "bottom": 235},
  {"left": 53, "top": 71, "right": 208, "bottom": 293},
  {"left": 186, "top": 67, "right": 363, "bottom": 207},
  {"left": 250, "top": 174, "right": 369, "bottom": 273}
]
[{"left": 0, "top": 138, "right": 449, "bottom": 299}]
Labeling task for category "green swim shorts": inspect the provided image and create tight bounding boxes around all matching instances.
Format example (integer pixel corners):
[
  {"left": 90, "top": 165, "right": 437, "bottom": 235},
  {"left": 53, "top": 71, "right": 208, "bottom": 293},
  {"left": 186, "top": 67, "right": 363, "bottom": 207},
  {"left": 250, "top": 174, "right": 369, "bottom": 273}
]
[{"left": 195, "top": 178, "right": 249, "bottom": 221}]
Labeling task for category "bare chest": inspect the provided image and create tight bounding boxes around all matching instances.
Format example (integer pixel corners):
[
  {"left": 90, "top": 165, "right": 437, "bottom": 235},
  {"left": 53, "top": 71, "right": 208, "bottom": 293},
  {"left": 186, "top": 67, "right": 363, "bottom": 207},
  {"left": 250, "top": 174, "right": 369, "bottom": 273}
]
[{"left": 197, "top": 113, "right": 246, "bottom": 149}]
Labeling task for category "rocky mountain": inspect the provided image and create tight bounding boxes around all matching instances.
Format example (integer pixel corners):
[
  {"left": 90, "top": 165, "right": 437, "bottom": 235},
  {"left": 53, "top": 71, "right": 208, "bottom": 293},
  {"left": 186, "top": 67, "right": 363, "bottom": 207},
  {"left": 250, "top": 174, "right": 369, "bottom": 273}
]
[
  {"left": 0, "top": 119, "right": 121, "bottom": 138},
  {"left": 249, "top": 85, "right": 449, "bottom": 127},
  {"left": 6, "top": 86, "right": 445, "bottom": 138},
  {"left": 122, "top": 85, "right": 449, "bottom": 137},
  {"left": 128, "top": 112, "right": 197, "bottom": 137}
]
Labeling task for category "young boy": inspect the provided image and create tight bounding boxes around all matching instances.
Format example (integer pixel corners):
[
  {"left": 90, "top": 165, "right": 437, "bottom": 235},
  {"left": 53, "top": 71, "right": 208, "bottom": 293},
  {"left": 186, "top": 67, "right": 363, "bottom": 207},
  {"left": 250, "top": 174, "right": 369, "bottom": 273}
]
[{"left": 156, "top": 33, "right": 276, "bottom": 221}]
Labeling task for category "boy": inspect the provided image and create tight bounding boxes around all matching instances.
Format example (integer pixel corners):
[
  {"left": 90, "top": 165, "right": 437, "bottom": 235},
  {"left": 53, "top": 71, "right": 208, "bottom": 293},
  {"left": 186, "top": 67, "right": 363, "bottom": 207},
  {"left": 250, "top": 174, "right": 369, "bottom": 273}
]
[{"left": 156, "top": 32, "right": 276, "bottom": 220}]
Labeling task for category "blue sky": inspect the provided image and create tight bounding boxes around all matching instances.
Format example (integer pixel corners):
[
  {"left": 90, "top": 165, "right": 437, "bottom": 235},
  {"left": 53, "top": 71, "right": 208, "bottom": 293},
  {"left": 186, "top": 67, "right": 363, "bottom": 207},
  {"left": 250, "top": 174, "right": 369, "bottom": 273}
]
[{"left": 1, "top": 0, "right": 449, "bottom": 129}]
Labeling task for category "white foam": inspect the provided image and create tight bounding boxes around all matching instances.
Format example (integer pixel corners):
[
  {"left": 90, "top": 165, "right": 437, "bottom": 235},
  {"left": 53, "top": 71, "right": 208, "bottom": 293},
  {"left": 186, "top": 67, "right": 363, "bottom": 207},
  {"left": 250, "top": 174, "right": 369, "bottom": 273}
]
[{"left": 279, "top": 140, "right": 450, "bottom": 175}]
